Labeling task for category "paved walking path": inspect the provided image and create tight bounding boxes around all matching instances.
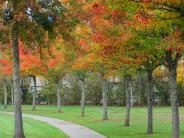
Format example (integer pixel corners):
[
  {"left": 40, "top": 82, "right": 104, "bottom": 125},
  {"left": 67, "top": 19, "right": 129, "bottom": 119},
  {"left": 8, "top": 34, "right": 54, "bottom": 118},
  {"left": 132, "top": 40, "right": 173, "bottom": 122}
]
[{"left": 0, "top": 111, "right": 106, "bottom": 138}]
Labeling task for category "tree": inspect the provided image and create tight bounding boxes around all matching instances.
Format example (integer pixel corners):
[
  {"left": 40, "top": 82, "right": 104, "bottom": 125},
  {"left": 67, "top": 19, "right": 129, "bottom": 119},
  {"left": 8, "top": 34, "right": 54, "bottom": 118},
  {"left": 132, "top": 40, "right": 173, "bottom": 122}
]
[
  {"left": 129, "top": 35, "right": 163, "bottom": 134},
  {"left": 128, "top": 1, "right": 184, "bottom": 137},
  {"left": 163, "top": 32, "right": 183, "bottom": 138},
  {"left": 76, "top": 71, "right": 87, "bottom": 117},
  {"left": 73, "top": 0, "right": 139, "bottom": 120},
  {"left": 0, "top": 0, "right": 69, "bottom": 137},
  {"left": 45, "top": 36, "right": 72, "bottom": 113},
  {"left": 19, "top": 40, "right": 46, "bottom": 110}
]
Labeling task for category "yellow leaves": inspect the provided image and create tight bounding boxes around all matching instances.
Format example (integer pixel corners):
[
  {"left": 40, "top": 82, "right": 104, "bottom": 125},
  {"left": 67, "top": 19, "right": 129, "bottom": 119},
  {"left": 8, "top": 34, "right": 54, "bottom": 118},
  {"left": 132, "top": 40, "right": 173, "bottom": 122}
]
[
  {"left": 177, "top": 60, "right": 184, "bottom": 84},
  {"left": 153, "top": 65, "right": 168, "bottom": 79},
  {"left": 120, "top": 31, "right": 133, "bottom": 42},
  {"left": 153, "top": 62, "right": 184, "bottom": 84},
  {"left": 91, "top": 16, "right": 112, "bottom": 30},
  {"left": 72, "top": 55, "right": 89, "bottom": 70},
  {"left": 82, "top": 3, "right": 93, "bottom": 11},
  {"left": 75, "top": 25, "right": 92, "bottom": 36}
]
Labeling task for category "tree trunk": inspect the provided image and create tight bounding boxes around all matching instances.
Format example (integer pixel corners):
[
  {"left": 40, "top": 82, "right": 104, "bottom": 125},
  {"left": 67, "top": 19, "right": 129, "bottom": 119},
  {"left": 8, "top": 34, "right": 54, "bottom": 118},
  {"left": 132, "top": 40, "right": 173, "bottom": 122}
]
[
  {"left": 168, "top": 68, "right": 179, "bottom": 138},
  {"left": 32, "top": 76, "right": 37, "bottom": 111},
  {"left": 3, "top": 79, "right": 7, "bottom": 109},
  {"left": 165, "top": 50, "right": 180, "bottom": 138},
  {"left": 130, "top": 84, "right": 133, "bottom": 108},
  {"left": 124, "top": 77, "right": 132, "bottom": 127},
  {"left": 80, "top": 80, "right": 85, "bottom": 117},
  {"left": 147, "top": 71, "right": 154, "bottom": 134},
  {"left": 57, "top": 87, "right": 61, "bottom": 113},
  {"left": 12, "top": 21, "right": 25, "bottom": 138},
  {"left": 102, "top": 79, "right": 108, "bottom": 120},
  {"left": 10, "top": 80, "right": 14, "bottom": 105}
]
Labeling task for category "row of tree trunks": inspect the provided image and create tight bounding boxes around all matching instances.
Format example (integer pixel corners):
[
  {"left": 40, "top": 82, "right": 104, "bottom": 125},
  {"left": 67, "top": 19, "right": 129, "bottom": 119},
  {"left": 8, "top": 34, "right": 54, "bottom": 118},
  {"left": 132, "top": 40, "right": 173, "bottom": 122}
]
[{"left": 3, "top": 66, "right": 178, "bottom": 138}]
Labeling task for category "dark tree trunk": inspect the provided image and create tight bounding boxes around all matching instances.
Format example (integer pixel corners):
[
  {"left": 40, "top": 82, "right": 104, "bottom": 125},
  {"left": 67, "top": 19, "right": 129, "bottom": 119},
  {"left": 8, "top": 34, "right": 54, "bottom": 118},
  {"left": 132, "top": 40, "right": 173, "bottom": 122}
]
[
  {"left": 147, "top": 70, "right": 154, "bottom": 134},
  {"left": 168, "top": 68, "right": 179, "bottom": 138},
  {"left": 102, "top": 79, "right": 108, "bottom": 120},
  {"left": 32, "top": 76, "right": 37, "bottom": 111},
  {"left": 165, "top": 51, "right": 180, "bottom": 138},
  {"left": 80, "top": 80, "right": 85, "bottom": 117},
  {"left": 124, "top": 76, "right": 132, "bottom": 127},
  {"left": 12, "top": 21, "right": 25, "bottom": 138},
  {"left": 3, "top": 79, "right": 7, "bottom": 109}
]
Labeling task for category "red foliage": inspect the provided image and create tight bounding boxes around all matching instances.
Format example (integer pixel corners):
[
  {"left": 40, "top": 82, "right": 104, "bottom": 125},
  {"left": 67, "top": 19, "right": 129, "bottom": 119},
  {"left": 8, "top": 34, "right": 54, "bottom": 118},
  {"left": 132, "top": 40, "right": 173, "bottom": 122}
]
[
  {"left": 124, "top": 20, "right": 133, "bottom": 28},
  {"left": 134, "top": 11, "right": 149, "bottom": 25},
  {"left": 48, "top": 60, "right": 58, "bottom": 68},
  {"left": 78, "top": 39, "right": 86, "bottom": 46},
  {"left": 92, "top": 3, "right": 106, "bottom": 15},
  {"left": 166, "top": 47, "right": 173, "bottom": 52},
  {"left": 0, "top": 59, "right": 8, "bottom": 65},
  {"left": 92, "top": 31, "right": 106, "bottom": 43},
  {"left": 143, "top": 0, "right": 152, "bottom": 3}
]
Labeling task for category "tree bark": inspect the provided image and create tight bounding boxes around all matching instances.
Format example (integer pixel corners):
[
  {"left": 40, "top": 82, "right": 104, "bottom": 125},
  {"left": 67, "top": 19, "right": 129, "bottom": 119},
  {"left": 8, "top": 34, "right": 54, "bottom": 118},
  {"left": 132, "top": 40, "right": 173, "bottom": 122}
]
[
  {"left": 147, "top": 70, "right": 154, "bottom": 134},
  {"left": 57, "top": 88, "right": 61, "bottom": 113},
  {"left": 3, "top": 79, "right": 7, "bottom": 109},
  {"left": 165, "top": 50, "right": 180, "bottom": 138},
  {"left": 124, "top": 76, "right": 132, "bottom": 127},
  {"left": 168, "top": 68, "right": 179, "bottom": 138},
  {"left": 130, "top": 84, "right": 133, "bottom": 108},
  {"left": 12, "top": 20, "right": 25, "bottom": 138},
  {"left": 80, "top": 80, "right": 85, "bottom": 117},
  {"left": 102, "top": 79, "right": 108, "bottom": 120},
  {"left": 32, "top": 76, "right": 37, "bottom": 111},
  {"left": 10, "top": 80, "right": 14, "bottom": 105}
]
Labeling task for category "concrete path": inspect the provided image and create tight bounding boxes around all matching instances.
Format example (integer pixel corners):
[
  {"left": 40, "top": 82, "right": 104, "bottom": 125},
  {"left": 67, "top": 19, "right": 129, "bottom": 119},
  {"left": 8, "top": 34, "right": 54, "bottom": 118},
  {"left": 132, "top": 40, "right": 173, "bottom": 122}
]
[{"left": 0, "top": 112, "right": 106, "bottom": 138}]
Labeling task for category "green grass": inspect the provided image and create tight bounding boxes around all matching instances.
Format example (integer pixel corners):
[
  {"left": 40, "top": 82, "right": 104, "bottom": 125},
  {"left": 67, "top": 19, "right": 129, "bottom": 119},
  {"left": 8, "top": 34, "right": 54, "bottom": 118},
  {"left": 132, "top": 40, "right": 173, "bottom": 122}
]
[
  {"left": 1, "top": 105, "right": 184, "bottom": 138},
  {"left": 0, "top": 113, "right": 68, "bottom": 138}
]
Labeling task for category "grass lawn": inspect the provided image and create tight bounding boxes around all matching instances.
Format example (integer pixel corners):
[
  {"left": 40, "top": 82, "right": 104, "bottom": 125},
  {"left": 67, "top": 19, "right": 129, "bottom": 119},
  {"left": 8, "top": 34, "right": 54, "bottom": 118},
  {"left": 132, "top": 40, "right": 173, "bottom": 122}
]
[
  {"left": 0, "top": 113, "right": 68, "bottom": 138},
  {"left": 1, "top": 105, "right": 184, "bottom": 138}
]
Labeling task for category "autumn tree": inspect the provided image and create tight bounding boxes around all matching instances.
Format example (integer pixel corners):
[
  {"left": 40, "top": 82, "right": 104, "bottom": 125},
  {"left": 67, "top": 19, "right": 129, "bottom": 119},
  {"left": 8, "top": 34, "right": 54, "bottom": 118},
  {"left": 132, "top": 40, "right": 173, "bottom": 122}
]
[
  {"left": 118, "top": 65, "right": 138, "bottom": 127},
  {"left": 127, "top": 1, "right": 184, "bottom": 137},
  {"left": 72, "top": 23, "right": 93, "bottom": 117},
  {"left": 74, "top": 0, "right": 139, "bottom": 121},
  {"left": 44, "top": 36, "right": 73, "bottom": 113},
  {"left": 19, "top": 41, "right": 46, "bottom": 110},
  {"left": 127, "top": 32, "right": 163, "bottom": 133},
  {"left": 0, "top": 0, "right": 72, "bottom": 137}
]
